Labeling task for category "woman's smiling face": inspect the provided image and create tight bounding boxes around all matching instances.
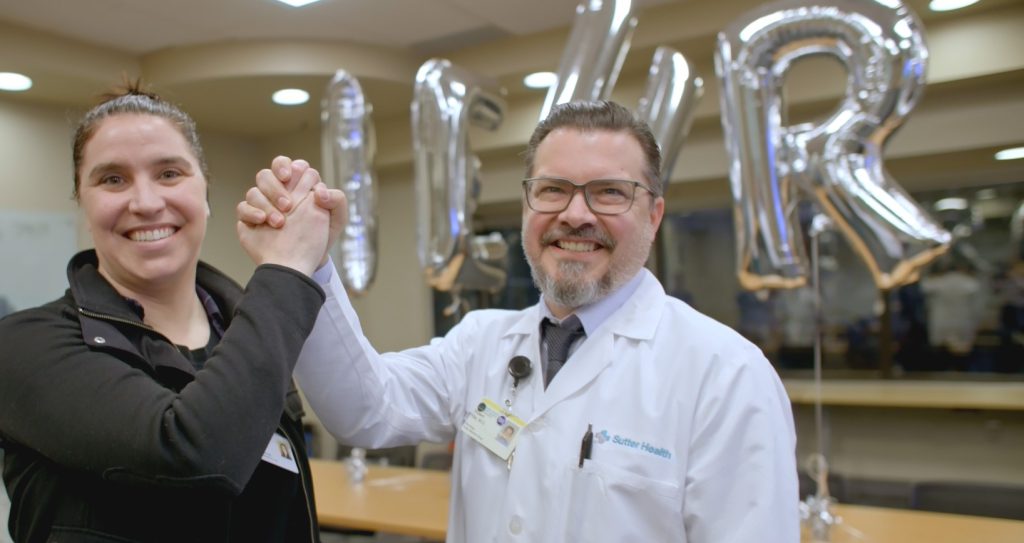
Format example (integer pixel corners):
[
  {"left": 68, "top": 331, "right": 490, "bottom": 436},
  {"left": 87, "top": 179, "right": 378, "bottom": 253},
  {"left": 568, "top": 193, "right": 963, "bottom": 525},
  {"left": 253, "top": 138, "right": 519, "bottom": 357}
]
[{"left": 77, "top": 113, "right": 208, "bottom": 294}]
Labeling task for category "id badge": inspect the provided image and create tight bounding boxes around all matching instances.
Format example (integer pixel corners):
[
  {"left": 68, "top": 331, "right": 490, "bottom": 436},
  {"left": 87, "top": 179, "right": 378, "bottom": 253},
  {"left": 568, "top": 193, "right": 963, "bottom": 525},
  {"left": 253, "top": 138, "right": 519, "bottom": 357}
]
[
  {"left": 461, "top": 398, "right": 525, "bottom": 460},
  {"left": 261, "top": 432, "right": 299, "bottom": 474}
]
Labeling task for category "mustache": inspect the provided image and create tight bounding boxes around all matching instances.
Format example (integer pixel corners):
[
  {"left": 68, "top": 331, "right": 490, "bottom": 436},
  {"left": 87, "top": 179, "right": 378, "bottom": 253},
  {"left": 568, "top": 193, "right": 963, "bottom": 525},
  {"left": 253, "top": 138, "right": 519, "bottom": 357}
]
[{"left": 541, "top": 225, "right": 615, "bottom": 250}]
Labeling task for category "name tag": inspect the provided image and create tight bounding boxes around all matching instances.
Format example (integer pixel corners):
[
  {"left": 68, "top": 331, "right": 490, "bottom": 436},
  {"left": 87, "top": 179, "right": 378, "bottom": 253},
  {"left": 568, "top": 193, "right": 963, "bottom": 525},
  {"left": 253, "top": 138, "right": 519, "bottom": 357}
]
[
  {"left": 461, "top": 398, "right": 525, "bottom": 460},
  {"left": 261, "top": 432, "right": 299, "bottom": 474}
]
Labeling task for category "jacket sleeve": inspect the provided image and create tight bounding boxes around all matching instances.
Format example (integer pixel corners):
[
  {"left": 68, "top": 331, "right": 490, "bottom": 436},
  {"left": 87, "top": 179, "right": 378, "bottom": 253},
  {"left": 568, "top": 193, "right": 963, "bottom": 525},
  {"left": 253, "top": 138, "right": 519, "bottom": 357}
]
[
  {"left": 0, "top": 264, "right": 324, "bottom": 495},
  {"left": 294, "top": 262, "right": 466, "bottom": 449}
]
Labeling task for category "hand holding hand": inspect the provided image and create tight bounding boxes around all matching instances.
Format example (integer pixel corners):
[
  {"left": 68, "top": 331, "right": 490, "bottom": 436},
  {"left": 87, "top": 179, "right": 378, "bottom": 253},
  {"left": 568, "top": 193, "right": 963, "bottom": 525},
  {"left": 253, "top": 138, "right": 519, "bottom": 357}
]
[
  {"left": 236, "top": 156, "right": 347, "bottom": 270},
  {"left": 237, "top": 156, "right": 311, "bottom": 228}
]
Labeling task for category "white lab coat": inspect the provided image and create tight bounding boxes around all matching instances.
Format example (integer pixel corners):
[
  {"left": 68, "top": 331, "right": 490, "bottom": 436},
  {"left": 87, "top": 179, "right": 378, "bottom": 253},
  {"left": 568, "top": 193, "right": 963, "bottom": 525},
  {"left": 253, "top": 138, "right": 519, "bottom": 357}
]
[{"left": 296, "top": 268, "right": 799, "bottom": 543}]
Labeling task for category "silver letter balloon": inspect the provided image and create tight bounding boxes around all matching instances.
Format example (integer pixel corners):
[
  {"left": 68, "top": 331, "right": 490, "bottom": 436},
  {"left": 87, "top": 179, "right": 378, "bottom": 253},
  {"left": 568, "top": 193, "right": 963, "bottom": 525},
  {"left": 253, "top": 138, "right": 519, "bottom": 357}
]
[
  {"left": 716, "top": 0, "right": 950, "bottom": 291},
  {"left": 540, "top": 0, "right": 637, "bottom": 121},
  {"left": 637, "top": 46, "right": 704, "bottom": 192},
  {"left": 321, "top": 69, "right": 378, "bottom": 295},
  {"left": 411, "top": 59, "right": 506, "bottom": 295}
]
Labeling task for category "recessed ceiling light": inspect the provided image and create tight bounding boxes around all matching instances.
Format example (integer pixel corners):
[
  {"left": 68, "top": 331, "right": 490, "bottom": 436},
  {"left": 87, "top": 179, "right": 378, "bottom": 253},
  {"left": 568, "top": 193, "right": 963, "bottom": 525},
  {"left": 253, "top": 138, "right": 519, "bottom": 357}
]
[
  {"left": 928, "top": 0, "right": 979, "bottom": 12},
  {"left": 934, "top": 197, "right": 969, "bottom": 212},
  {"left": 523, "top": 72, "right": 557, "bottom": 89},
  {"left": 272, "top": 88, "right": 309, "bottom": 106},
  {"left": 274, "top": 0, "right": 322, "bottom": 7},
  {"left": 995, "top": 146, "right": 1024, "bottom": 161},
  {"left": 975, "top": 188, "right": 997, "bottom": 200},
  {"left": 0, "top": 72, "right": 32, "bottom": 92}
]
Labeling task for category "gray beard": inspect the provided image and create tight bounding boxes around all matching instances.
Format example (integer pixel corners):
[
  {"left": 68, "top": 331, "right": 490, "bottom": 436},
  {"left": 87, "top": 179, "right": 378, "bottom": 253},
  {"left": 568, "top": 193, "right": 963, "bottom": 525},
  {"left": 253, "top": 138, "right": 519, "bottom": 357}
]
[
  {"left": 523, "top": 222, "right": 656, "bottom": 311},
  {"left": 530, "top": 259, "right": 611, "bottom": 310}
]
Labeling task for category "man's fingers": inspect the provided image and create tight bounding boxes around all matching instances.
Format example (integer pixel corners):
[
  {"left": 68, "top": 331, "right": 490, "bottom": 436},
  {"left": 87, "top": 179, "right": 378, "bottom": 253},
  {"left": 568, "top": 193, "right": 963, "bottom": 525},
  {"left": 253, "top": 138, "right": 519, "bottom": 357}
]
[
  {"left": 314, "top": 185, "right": 347, "bottom": 211},
  {"left": 271, "top": 156, "right": 293, "bottom": 182},
  {"left": 289, "top": 163, "right": 321, "bottom": 197},
  {"left": 244, "top": 186, "right": 285, "bottom": 227},
  {"left": 256, "top": 168, "right": 294, "bottom": 213},
  {"left": 236, "top": 201, "right": 266, "bottom": 225},
  {"left": 323, "top": 187, "right": 348, "bottom": 249}
]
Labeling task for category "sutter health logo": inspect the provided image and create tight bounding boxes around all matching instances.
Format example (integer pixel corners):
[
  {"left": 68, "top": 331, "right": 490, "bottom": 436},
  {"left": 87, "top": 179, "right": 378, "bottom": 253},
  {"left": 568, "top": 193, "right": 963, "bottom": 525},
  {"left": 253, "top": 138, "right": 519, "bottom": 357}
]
[{"left": 594, "top": 429, "right": 672, "bottom": 460}]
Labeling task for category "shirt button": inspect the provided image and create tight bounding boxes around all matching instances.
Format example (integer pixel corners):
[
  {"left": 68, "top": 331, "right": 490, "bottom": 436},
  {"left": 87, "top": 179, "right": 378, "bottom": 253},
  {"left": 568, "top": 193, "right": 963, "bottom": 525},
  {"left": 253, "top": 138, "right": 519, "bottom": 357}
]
[
  {"left": 93, "top": 336, "right": 106, "bottom": 344},
  {"left": 508, "top": 515, "right": 522, "bottom": 535}
]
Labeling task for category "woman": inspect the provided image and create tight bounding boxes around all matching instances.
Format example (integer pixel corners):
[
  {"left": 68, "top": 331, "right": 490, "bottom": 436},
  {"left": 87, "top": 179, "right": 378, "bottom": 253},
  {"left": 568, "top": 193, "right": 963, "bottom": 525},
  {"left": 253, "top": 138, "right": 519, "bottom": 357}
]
[{"left": 0, "top": 84, "right": 339, "bottom": 542}]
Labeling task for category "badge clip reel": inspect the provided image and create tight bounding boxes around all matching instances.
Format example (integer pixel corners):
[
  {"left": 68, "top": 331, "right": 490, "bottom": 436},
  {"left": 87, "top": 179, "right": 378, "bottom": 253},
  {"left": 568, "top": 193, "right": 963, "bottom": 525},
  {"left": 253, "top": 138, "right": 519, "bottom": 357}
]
[
  {"left": 505, "top": 356, "right": 532, "bottom": 470},
  {"left": 505, "top": 355, "right": 532, "bottom": 412}
]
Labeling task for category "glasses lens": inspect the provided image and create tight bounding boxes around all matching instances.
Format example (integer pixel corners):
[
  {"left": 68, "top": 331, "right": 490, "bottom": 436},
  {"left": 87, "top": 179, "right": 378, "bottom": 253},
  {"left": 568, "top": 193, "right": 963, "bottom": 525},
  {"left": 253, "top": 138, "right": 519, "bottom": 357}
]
[
  {"left": 527, "top": 178, "right": 573, "bottom": 212},
  {"left": 585, "top": 180, "right": 634, "bottom": 214},
  {"left": 525, "top": 178, "right": 639, "bottom": 214}
]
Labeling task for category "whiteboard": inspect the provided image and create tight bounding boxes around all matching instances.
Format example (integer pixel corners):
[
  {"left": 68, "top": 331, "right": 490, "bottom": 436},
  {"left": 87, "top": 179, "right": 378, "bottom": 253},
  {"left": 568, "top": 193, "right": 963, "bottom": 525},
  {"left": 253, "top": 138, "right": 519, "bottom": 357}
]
[{"left": 0, "top": 210, "right": 78, "bottom": 316}]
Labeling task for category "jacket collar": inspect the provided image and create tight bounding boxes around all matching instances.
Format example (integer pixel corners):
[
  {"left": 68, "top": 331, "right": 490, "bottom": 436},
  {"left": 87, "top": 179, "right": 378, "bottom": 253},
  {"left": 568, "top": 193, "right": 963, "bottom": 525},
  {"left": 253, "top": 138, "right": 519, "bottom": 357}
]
[
  {"left": 68, "top": 250, "right": 144, "bottom": 323},
  {"left": 67, "top": 250, "right": 243, "bottom": 379},
  {"left": 67, "top": 249, "right": 243, "bottom": 321}
]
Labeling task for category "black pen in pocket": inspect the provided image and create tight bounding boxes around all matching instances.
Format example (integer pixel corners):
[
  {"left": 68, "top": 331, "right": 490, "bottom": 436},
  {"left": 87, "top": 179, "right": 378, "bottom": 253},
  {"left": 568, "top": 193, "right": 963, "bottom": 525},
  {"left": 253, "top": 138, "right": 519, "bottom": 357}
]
[{"left": 578, "top": 423, "right": 593, "bottom": 467}]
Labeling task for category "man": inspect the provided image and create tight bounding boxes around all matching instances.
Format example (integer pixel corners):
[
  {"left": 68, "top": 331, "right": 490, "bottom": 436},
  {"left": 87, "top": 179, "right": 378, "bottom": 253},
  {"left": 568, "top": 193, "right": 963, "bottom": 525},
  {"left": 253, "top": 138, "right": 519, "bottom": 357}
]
[{"left": 238, "top": 101, "right": 798, "bottom": 542}]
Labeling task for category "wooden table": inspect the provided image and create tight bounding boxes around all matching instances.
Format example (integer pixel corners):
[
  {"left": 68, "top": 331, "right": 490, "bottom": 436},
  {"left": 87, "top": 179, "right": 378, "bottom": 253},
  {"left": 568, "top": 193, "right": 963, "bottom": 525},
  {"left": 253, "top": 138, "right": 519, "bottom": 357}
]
[
  {"left": 826, "top": 503, "right": 1024, "bottom": 542},
  {"left": 784, "top": 379, "right": 1024, "bottom": 410},
  {"left": 310, "top": 460, "right": 1024, "bottom": 542},
  {"left": 310, "top": 459, "right": 449, "bottom": 540}
]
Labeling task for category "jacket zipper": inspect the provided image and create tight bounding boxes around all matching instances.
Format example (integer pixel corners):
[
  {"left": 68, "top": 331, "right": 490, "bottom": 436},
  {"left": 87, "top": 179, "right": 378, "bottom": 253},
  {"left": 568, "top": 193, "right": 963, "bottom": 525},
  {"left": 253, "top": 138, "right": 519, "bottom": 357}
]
[
  {"left": 280, "top": 424, "right": 318, "bottom": 542},
  {"left": 78, "top": 307, "right": 186, "bottom": 355},
  {"left": 78, "top": 307, "right": 158, "bottom": 333}
]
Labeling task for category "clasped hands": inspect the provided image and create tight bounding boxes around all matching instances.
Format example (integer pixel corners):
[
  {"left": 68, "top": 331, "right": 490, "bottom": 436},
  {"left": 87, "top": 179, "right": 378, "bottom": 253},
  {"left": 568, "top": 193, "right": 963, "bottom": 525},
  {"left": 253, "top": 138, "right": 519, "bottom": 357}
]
[{"left": 235, "top": 156, "right": 347, "bottom": 276}]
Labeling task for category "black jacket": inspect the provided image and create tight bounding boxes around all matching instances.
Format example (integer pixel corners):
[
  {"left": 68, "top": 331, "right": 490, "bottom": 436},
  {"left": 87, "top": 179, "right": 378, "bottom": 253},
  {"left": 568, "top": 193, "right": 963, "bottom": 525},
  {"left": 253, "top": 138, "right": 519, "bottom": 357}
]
[{"left": 0, "top": 250, "right": 324, "bottom": 543}]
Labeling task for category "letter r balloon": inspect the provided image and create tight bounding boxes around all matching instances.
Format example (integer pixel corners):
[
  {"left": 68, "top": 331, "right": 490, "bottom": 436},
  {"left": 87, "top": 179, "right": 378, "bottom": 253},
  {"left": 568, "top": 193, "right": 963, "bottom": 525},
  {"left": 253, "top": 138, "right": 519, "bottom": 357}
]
[{"left": 716, "top": 0, "right": 950, "bottom": 291}]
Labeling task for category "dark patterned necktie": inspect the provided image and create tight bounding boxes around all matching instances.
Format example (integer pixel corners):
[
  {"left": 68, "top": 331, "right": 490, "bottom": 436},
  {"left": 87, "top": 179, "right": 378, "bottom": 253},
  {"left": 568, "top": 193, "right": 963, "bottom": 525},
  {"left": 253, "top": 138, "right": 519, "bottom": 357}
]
[{"left": 542, "top": 315, "right": 585, "bottom": 388}]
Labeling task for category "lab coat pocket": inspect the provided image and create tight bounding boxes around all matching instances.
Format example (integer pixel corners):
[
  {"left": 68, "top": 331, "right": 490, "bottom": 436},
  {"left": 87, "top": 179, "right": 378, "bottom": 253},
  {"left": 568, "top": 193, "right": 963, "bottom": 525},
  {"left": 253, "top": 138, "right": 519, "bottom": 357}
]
[{"left": 564, "top": 459, "right": 684, "bottom": 542}]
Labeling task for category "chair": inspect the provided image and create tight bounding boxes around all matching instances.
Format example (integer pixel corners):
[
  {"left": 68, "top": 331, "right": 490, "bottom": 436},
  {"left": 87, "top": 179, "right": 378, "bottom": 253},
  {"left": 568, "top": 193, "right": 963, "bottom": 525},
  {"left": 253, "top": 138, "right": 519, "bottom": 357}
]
[{"left": 910, "top": 481, "right": 1024, "bottom": 520}]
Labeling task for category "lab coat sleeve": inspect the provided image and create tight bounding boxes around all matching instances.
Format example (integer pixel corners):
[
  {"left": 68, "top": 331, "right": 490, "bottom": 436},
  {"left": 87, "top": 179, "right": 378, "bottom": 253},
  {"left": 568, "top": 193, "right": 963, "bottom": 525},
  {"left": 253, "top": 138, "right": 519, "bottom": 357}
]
[
  {"left": 683, "top": 344, "right": 799, "bottom": 542},
  {"left": 293, "top": 262, "right": 465, "bottom": 449}
]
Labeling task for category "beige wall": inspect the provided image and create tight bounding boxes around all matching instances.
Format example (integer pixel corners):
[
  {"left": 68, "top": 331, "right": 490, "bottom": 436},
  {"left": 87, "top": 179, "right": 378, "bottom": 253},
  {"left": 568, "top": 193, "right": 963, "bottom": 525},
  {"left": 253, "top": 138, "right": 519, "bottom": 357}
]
[
  {"left": 198, "top": 133, "right": 266, "bottom": 284},
  {"left": 0, "top": 100, "right": 78, "bottom": 219}
]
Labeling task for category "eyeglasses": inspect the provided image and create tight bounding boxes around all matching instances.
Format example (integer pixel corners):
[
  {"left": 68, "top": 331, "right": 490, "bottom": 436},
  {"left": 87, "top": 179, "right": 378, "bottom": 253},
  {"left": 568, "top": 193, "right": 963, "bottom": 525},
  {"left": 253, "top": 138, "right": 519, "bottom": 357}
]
[{"left": 522, "top": 177, "right": 657, "bottom": 216}]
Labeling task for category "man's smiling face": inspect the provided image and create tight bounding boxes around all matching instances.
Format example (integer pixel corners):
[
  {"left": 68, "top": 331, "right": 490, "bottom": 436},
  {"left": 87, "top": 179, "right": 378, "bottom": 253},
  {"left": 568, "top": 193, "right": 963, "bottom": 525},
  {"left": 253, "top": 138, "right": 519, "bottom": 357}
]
[{"left": 522, "top": 128, "right": 664, "bottom": 318}]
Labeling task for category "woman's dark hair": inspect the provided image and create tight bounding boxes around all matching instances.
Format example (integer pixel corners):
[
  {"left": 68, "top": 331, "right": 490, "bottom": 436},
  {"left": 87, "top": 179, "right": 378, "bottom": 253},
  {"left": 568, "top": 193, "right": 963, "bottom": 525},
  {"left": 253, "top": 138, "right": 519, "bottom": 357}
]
[{"left": 72, "top": 79, "right": 209, "bottom": 199}]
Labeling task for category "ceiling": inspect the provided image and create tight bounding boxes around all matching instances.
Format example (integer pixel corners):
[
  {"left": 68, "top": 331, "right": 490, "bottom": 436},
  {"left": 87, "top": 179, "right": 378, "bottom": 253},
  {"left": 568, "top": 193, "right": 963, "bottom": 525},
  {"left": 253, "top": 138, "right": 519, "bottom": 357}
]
[
  {"left": 0, "top": 0, "right": 675, "bottom": 133},
  {"left": 1, "top": 0, "right": 1023, "bottom": 201},
  {"left": 0, "top": 0, "right": 676, "bottom": 55}
]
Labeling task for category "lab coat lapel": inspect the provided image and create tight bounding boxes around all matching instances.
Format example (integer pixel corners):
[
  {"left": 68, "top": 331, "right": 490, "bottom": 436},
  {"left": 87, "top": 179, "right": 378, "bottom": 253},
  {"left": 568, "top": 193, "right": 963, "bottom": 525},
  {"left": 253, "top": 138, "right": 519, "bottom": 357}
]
[
  {"left": 534, "top": 328, "right": 615, "bottom": 414},
  {"left": 531, "top": 270, "right": 665, "bottom": 419},
  {"left": 500, "top": 304, "right": 546, "bottom": 420}
]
